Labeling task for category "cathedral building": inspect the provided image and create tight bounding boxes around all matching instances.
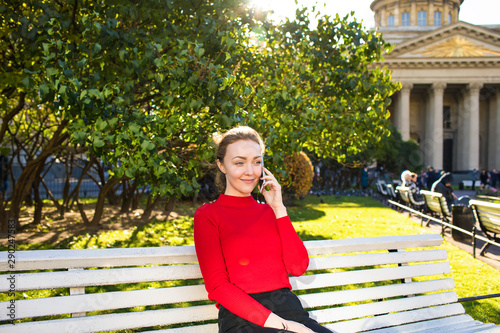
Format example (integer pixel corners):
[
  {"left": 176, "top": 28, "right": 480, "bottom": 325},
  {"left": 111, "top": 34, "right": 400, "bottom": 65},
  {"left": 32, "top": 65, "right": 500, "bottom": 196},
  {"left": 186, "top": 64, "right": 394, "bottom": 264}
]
[{"left": 371, "top": 0, "right": 500, "bottom": 172}]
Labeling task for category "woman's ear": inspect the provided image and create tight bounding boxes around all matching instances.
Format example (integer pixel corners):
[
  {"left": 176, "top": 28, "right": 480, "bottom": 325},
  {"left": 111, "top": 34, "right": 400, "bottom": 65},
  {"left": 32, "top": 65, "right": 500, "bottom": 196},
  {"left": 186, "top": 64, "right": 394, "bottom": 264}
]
[{"left": 217, "top": 159, "right": 226, "bottom": 174}]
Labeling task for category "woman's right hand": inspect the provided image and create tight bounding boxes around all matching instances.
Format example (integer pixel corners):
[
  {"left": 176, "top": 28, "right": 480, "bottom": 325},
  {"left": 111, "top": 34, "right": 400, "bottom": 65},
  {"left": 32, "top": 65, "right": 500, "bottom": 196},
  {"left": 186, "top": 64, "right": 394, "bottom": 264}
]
[
  {"left": 264, "top": 313, "right": 316, "bottom": 333},
  {"left": 283, "top": 319, "right": 317, "bottom": 333}
]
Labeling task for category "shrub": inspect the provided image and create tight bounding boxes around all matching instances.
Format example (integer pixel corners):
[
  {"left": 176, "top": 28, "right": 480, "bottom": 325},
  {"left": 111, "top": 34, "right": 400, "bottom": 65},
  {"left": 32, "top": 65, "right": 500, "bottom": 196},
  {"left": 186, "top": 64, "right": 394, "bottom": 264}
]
[{"left": 281, "top": 152, "right": 314, "bottom": 200}]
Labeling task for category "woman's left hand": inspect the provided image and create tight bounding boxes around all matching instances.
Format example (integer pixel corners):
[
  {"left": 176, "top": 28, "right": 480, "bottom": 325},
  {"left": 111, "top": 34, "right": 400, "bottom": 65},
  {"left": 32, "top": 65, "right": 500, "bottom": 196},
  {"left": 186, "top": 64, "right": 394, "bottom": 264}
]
[{"left": 260, "top": 167, "right": 287, "bottom": 218}]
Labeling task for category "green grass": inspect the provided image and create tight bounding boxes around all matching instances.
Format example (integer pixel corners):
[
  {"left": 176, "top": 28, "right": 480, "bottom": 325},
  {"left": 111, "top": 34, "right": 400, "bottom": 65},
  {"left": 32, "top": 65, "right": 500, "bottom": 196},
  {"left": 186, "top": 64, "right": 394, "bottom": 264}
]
[{"left": 2, "top": 194, "right": 499, "bottom": 326}]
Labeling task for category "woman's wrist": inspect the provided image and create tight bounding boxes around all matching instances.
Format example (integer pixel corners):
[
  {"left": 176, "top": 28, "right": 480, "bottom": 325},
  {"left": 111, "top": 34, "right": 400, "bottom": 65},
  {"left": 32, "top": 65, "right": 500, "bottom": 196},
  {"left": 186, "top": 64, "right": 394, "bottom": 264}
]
[
  {"left": 264, "top": 312, "right": 286, "bottom": 329},
  {"left": 271, "top": 204, "right": 287, "bottom": 219}
]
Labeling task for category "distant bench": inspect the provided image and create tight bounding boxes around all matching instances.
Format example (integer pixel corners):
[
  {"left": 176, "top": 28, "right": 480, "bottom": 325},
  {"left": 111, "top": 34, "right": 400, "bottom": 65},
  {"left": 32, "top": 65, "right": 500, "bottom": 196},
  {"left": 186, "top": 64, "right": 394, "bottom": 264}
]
[
  {"left": 1, "top": 234, "right": 498, "bottom": 332},
  {"left": 470, "top": 199, "right": 500, "bottom": 256},
  {"left": 461, "top": 180, "right": 482, "bottom": 189}
]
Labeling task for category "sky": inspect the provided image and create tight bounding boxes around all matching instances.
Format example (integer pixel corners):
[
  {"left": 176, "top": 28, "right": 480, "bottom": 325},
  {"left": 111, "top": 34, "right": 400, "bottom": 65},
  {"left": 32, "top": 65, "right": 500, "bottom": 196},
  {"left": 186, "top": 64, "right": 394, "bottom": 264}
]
[{"left": 250, "top": 0, "right": 500, "bottom": 29}]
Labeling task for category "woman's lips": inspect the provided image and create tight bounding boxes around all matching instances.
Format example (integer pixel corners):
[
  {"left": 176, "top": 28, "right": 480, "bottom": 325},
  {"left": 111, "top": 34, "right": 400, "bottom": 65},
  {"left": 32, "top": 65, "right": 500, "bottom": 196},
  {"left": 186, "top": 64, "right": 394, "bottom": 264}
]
[{"left": 241, "top": 179, "right": 255, "bottom": 184}]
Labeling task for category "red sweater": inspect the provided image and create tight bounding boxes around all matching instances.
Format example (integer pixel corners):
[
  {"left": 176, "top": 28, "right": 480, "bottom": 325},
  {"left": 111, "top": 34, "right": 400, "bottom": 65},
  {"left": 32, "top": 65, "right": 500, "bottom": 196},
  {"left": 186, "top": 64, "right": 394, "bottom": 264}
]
[{"left": 194, "top": 194, "right": 309, "bottom": 326}]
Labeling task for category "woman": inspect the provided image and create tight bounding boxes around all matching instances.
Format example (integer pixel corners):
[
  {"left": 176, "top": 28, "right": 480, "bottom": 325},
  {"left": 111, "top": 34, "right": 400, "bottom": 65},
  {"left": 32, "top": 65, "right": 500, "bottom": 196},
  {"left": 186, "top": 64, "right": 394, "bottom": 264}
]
[{"left": 194, "top": 126, "right": 332, "bottom": 333}]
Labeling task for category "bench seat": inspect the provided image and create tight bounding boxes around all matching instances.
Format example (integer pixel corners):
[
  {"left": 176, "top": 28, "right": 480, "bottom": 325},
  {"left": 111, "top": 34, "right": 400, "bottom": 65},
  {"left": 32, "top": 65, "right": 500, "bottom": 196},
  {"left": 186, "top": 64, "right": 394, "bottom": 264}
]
[
  {"left": 470, "top": 199, "right": 500, "bottom": 256},
  {"left": 1, "top": 234, "right": 498, "bottom": 332}
]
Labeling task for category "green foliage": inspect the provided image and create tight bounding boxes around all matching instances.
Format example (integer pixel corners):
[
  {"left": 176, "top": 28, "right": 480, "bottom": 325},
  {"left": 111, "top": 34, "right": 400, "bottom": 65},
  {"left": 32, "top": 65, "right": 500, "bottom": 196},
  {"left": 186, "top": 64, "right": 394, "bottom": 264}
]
[
  {"left": 1, "top": 1, "right": 398, "bottom": 221},
  {"left": 374, "top": 125, "right": 423, "bottom": 173}
]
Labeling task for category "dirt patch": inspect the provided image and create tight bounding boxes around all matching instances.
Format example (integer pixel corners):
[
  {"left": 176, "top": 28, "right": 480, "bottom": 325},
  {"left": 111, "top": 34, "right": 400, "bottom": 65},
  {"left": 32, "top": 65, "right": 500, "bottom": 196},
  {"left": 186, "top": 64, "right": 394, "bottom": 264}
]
[{"left": 0, "top": 200, "right": 195, "bottom": 247}]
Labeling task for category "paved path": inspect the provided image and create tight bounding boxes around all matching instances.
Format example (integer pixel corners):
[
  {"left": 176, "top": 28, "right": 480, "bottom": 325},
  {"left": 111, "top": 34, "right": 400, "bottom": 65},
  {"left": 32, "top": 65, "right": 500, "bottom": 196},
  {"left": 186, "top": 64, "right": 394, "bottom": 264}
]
[{"left": 404, "top": 189, "right": 500, "bottom": 271}]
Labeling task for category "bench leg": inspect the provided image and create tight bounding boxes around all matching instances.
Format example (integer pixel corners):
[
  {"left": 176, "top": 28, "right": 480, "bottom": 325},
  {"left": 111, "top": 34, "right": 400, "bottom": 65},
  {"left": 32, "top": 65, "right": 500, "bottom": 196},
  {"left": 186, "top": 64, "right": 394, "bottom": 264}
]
[{"left": 479, "top": 242, "right": 491, "bottom": 256}]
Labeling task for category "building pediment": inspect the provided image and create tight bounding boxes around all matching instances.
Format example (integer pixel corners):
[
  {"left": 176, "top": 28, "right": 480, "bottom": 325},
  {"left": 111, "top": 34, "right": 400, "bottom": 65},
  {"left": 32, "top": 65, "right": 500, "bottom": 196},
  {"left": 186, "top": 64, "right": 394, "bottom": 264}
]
[{"left": 385, "top": 21, "right": 500, "bottom": 61}]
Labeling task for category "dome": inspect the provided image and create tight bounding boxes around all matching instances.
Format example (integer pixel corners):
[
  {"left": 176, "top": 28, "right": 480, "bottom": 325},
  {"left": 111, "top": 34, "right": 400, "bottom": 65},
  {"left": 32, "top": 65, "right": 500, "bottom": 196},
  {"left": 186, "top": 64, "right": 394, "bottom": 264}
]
[{"left": 370, "top": 0, "right": 464, "bottom": 28}]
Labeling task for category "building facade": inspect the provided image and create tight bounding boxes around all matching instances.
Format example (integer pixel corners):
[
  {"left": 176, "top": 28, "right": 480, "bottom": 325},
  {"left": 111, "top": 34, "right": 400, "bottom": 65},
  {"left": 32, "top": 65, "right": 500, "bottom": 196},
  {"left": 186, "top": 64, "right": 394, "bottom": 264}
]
[{"left": 371, "top": 0, "right": 500, "bottom": 172}]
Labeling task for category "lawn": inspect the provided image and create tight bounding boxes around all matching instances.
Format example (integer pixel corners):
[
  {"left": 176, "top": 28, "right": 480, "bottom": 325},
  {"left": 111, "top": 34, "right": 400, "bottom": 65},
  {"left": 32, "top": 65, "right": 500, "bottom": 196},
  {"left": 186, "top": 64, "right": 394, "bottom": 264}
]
[{"left": 1, "top": 194, "right": 499, "bottom": 326}]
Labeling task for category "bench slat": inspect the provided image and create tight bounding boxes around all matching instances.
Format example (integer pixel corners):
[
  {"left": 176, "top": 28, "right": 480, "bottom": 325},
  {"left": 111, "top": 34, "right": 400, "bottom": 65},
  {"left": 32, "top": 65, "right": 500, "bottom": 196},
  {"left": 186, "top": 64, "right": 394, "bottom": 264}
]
[
  {"left": 311, "top": 292, "right": 458, "bottom": 323},
  {"left": 0, "top": 246, "right": 198, "bottom": 271},
  {"left": 148, "top": 324, "right": 218, "bottom": 333},
  {"left": 0, "top": 265, "right": 203, "bottom": 292},
  {"left": 0, "top": 250, "right": 447, "bottom": 293},
  {"left": 0, "top": 304, "right": 218, "bottom": 333},
  {"left": 305, "top": 234, "right": 443, "bottom": 256},
  {"left": 299, "top": 278, "right": 455, "bottom": 308},
  {"left": 0, "top": 277, "right": 455, "bottom": 321},
  {"left": 309, "top": 249, "right": 447, "bottom": 270},
  {"left": 291, "top": 262, "right": 451, "bottom": 290},
  {"left": 413, "top": 321, "right": 495, "bottom": 333},
  {"left": 0, "top": 284, "right": 209, "bottom": 321},
  {"left": 365, "top": 314, "right": 478, "bottom": 332},
  {"left": 0, "top": 234, "right": 443, "bottom": 272},
  {"left": 324, "top": 303, "right": 466, "bottom": 333}
]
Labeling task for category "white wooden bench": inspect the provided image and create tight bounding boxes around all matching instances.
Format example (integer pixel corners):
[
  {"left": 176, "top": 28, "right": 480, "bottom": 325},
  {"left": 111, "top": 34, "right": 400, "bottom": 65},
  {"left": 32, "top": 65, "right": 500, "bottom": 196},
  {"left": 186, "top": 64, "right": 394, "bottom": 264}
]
[
  {"left": 461, "top": 180, "right": 482, "bottom": 189},
  {"left": 470, "top": 199, "right": 500, "bottom": 256},
  {"left": 420, "top": 190, "right": 453, "bottom": 233},
  {"left": 1, "top": 234, "right": 498, "bottom": 332}
]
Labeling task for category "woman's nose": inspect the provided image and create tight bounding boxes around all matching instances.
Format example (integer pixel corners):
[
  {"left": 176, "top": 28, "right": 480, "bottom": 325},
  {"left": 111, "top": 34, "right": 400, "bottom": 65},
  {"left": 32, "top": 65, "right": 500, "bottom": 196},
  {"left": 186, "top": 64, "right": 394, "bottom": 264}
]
[{"left": 244, "top": 164, "right": 253, "bottom": 175}]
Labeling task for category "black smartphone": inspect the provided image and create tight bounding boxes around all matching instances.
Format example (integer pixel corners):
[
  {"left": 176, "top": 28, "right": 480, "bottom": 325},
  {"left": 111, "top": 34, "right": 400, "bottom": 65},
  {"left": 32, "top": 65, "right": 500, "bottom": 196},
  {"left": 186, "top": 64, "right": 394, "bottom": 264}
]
[{"left": 260, "top": 159, "right": 267, "bottom": 192}]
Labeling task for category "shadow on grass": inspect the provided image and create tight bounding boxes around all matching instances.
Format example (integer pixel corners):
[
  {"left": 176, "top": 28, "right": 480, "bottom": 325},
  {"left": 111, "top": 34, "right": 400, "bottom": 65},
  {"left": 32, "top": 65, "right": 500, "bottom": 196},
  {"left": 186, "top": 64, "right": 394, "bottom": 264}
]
[{"left": 463, "top": 300, "right": 500, "bottom": 325}]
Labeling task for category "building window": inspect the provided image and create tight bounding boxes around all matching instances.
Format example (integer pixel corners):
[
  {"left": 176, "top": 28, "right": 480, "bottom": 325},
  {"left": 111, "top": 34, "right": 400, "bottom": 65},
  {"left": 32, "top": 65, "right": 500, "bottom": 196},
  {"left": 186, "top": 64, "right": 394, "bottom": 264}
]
[
  {"left": 434, "top": 11, "right": 441, "bottom": 26},
  {"left": 418, "top": 11, "right": 427, "bottom": 26},
  {"left": 448, "top": 13, "right": 452, "bottom": 24},
  {"left": 401, "top": 12, "right": 410, "bottom": 26},
  {"left": 443, "top": 106, "right": 451, "bottom": 129},
  {"left": 388, "top": 15, "right": 395, "bottom": 26}
]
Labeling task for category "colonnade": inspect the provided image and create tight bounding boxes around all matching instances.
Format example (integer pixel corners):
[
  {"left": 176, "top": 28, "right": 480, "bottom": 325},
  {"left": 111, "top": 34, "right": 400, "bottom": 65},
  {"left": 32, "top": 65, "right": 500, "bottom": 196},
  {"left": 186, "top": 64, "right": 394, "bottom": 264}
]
[{"left": 393, "top": 82, "right": 500, "bottom": 171}]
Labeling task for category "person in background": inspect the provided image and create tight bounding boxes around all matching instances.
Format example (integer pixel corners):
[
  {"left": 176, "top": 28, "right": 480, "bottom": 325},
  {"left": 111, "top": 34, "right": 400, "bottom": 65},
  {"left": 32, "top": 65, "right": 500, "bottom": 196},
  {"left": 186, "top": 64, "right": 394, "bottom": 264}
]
[
  {"left": 471, "top": 168, "right": 479, "bottom": 190},
  {"left": 361, "top": 165, "right": 369, "bottom": 191},
  {"left": 401, "top": 170, "right": 412, "bottom": 187},
  {"left": 480, "top": 169, "right": 489, "bottom": 190},
  {"left": 409, "top": 172, "right": 424, "bottom": 201},
  {"left": 425, "top": 166, "right": 436, "bottom": 190},
  {"left": 491, "top": 169, "right": 498, "bottom": 189},
  {"left": 431, "top": 172, "right": 457, "bottom": 211}
]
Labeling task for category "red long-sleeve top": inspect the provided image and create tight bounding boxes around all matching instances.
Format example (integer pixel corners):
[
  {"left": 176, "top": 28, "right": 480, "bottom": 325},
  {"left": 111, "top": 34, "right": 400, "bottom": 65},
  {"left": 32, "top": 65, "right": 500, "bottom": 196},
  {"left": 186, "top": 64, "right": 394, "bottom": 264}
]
[{"left": 194, "top": 194, "right": 309, "bottom": 326}]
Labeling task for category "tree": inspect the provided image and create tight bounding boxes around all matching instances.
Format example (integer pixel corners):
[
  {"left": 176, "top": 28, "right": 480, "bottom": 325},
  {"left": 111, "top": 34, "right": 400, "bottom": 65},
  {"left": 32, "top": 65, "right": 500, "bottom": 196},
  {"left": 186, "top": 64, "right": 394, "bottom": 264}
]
[{"left": 1, "top": 1, "right": 398, "bottom": 232}]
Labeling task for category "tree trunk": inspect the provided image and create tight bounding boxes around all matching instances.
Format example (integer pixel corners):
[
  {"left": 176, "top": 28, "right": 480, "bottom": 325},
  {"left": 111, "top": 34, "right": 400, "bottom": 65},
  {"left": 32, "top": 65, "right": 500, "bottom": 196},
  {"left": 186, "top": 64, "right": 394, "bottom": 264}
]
[
  {"left": 33, "top": 176, "right": 43, "bottom": 226},
  {"left": 120, "top": 180, "right": 137, "bottom": 213},
  {"left": 2, "top": 120, "right": 69, "bottom": 232},
  {"left": 90, "top": 176, "right": 122, "bottom": 226},
  {"left": 164, "top": 196, "right": 177, "bottom": 219},
  {"left": 142, "top": 194, "right": 161, "bottom": 221}
]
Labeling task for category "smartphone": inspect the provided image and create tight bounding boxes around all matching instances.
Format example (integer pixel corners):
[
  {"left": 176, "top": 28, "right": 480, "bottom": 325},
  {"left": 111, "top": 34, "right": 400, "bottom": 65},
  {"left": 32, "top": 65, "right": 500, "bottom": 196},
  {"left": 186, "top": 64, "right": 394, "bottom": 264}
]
[{"left": 260, "top": 159, "right": 267, "bottom": 192}]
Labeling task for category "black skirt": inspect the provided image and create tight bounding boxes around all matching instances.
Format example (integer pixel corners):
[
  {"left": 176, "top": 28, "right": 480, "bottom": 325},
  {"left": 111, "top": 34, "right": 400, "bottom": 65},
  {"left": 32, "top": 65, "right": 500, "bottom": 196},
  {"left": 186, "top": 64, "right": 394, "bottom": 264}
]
[{"left": 218, "top": 288, "right": 333, "bottom": 333}]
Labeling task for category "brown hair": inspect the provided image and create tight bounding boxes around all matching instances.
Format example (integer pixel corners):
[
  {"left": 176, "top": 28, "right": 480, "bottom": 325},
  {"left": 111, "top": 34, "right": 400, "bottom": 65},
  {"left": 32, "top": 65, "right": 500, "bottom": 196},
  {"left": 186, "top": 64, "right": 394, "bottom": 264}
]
[{"left": 213, "top": 126, "right": 265, "bottom": 192}]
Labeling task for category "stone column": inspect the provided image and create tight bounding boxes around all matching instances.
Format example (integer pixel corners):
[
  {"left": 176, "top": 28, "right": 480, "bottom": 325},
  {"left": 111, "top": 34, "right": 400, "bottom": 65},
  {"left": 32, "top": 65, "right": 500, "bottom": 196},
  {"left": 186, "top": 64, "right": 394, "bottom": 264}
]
[
  {"left": 410, "top": 0, "right": 417, "bottom": 26},
  {"left": 443, "top": 1, "right": 449, "bottom": 24},
  {"left": 429, "top": 2, "right": 434, "bottom": 26},
  {"left": 398, "top": 82, "right": 413, "bottom": 141},
  {"left": 394, "top": 3, "right": 400, "bottom": 26},
  {"left": 430, "top": 82, "right": 446, "bottom": 170},
  {"left": 490, "top": 88, "right": 500, "bottom": 169},
  {"left": 463, "top": 82, "right": 482, "bottom": 170}
]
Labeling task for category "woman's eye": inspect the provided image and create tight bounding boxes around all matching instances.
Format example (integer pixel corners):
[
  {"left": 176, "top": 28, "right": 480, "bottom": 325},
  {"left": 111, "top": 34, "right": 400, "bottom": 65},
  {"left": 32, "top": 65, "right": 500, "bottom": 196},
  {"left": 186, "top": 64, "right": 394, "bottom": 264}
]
[{"left": 254, "top": 161, "right": 262, "bottom": 165}]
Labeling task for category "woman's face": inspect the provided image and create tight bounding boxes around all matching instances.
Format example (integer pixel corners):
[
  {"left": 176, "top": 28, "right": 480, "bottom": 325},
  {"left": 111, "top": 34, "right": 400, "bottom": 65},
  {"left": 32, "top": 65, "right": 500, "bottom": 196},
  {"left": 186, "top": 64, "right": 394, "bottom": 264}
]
[{"left": 217, "top": 139, "right": 263, "bottom": 197}]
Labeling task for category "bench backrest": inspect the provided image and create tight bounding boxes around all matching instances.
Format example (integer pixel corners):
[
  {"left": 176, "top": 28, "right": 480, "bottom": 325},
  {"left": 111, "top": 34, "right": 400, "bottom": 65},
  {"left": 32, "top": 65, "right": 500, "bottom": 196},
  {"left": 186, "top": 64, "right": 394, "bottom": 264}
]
[
  {"left": 385, "top": 184, "right": 397, "bottom": 199},
  {"left": 396, "top": 186, "right": 411, "bottom": 204},
  {"left": 1, "top": 234, "right": 463, "bottom": 333},
  {"left": 420, "top": 190, "right": 451, "bottom": 218},
  {"left": 408, "top": 189, "right": 424, "bottom": 206},
  {"left": 469, "top": 199, "right": 500, "bottom": 235},
  {"left": 376, "top": 181, "right": 388, "bottom": 196}
]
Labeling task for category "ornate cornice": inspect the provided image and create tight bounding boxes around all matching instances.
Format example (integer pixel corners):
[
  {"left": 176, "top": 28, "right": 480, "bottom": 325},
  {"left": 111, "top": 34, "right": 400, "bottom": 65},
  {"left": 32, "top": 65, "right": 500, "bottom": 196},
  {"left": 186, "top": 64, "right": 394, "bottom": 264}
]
[
  {"left": 372, "top": 58, "right": 500, "bottom": 69},
  {"left": 387, "top": 22, "right": 500, "bottom": 58}
]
